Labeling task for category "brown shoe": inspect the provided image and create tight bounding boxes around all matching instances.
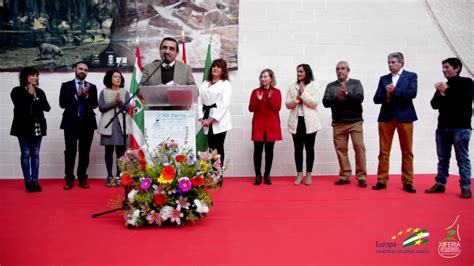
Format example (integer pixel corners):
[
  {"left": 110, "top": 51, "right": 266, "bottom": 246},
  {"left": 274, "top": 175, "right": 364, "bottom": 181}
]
[
  {"left": 334, "top": 179, "right": 350, "bottom": 185},
  {"left": 64, "top": 180, "right": 74, "bottom": 190},
  {"left": 78, "top": 180, "right": 90, "bottom": 189}
]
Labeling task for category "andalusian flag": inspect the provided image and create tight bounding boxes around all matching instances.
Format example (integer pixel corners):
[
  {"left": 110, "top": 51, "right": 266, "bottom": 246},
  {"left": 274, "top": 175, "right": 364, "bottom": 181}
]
[
  {"left": 402, "top": 229, "right": 430, "bottom": 248},
  {"left": 129, "top": 46, "right": 145, "bottom": 155},
  {"left": 195, "top": 38, "right": 212, "bottom": 152}
]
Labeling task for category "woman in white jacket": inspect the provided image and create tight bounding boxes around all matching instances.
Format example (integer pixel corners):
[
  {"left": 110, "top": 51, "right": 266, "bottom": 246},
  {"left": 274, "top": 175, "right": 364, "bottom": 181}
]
[
  {"left": 285, "top": 64, "right": 322, "bottom": 185},
  {"left": 198, "top": 59, "right": 232, "bottom": 175}
]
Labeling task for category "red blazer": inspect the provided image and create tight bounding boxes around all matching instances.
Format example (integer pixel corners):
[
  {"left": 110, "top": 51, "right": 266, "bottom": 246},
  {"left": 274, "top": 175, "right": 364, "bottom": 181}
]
[{"left": 249, "top": 87, "right": 282, "bottom": 142}]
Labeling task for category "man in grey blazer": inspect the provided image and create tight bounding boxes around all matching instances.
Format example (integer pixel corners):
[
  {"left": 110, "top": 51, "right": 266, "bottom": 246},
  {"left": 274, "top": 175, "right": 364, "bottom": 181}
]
[{"left": 140, "top": 37, "right": 195, "bottom": 86}]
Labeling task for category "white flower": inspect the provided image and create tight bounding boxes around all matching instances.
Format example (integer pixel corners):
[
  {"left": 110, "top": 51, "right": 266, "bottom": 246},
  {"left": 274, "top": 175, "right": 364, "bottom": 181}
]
[
  {"left": 127, "top": 209, "right": 141, "bottom": 226},
  {"left": 194, "top": 199, "right": 209, "bottom": 214},
  {"left": 160, "top": 205, "right": 174, "bottom": 221},
  {"left": 127, "top": 189, "right": 138, "bottom": 203}
]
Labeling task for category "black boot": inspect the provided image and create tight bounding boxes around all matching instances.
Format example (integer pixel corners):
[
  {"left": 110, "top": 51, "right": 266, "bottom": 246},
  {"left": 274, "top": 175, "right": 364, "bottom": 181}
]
[
  {"left": 254, "top": 174, "right": 262, "bottom": 185},
  {"left": 263, "top": 173, "right": 272, "bottom": 185},
  {"left": 32, "top": 181, "right": 42, "bottom": 192},
  {"left": 217, "top": 178, "right": 223, "bottom": 187},
  {"left": 25, "top": 182, "right": 34, "bottom": 193}
]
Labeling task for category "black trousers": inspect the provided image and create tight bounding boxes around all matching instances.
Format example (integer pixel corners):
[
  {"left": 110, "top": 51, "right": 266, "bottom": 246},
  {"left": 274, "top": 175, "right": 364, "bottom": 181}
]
[
  {"left": 64, "top": 126, "right": 94, "bottom": 181},
  {"left": 253, "top": 141, "right": 275, "bottom": 176},
  {"left": 291, "top": 117, "right": 317, "bottom": 172},
  {"left": 207, "top": 125, "right": 227, "bottom": 165},
  {"left": 104, "top": 145, "right": 126, "bottom": 177}
]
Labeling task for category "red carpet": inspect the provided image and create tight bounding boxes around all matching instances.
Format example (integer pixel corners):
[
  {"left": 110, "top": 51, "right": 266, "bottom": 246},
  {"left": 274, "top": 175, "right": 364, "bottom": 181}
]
[{"left": 0, "top": 175, "right": 472, "bottom": 265}]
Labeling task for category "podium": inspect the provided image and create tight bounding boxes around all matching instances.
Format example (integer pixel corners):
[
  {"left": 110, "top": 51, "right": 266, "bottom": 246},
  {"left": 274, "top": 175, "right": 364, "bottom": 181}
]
[{"left": 140, "top": 85, "right": 198, "bottom": 153}]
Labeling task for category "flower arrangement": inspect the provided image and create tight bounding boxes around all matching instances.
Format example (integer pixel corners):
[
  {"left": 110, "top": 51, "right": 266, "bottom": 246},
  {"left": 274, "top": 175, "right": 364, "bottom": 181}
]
[{"left": 118, "top": 139, "right": 223, "bottom": 227}]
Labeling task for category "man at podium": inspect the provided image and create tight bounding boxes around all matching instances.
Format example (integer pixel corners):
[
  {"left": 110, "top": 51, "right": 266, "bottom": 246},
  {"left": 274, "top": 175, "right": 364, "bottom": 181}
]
[{"left": 140, "top": 37, "right": 195, "bottom": 86}]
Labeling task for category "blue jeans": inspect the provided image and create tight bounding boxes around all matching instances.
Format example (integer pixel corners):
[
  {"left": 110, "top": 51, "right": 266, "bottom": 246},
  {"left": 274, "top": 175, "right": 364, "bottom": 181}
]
[
  {"left": 18, "top": 136, "right": 42, "bottom": 182},
  {"left": 435, "top": 128, "right": 472, "bottom": 189}
]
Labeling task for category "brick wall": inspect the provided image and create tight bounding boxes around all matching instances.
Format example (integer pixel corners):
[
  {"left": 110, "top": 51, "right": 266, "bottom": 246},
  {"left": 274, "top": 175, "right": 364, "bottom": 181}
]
[{"left": 1, "top": 0, "right": 472, "bottom": 179}]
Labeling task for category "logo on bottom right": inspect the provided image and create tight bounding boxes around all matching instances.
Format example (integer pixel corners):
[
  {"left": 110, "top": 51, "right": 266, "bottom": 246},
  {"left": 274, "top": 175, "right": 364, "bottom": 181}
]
[{"left": 438, "top": 215, "right": 462, "bottom": 258}]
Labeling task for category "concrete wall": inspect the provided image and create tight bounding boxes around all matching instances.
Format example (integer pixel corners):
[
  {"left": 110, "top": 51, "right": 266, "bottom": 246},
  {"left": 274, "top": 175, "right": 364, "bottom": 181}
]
[{"left": 1, "top": 0, "right": 472, "bottom": 179}]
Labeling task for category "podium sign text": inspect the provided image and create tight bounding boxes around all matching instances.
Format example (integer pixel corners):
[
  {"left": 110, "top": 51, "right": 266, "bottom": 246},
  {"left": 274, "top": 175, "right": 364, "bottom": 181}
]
[{"left": 145, "top": 110, "right": 196, "bottom": 153}]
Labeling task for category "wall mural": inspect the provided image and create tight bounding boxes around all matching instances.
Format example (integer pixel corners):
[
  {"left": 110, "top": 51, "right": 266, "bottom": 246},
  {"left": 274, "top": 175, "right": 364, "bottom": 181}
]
[{"left": 0, "top": 0, "right": 239, "bottom": 71}]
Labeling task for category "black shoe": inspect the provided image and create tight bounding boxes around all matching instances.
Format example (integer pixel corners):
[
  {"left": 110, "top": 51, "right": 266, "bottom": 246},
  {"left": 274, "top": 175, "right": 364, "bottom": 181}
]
[
  {"left": 334, "top": 179, "right": 350, "bottom": 185},
  {"left": 425, "top": 184, "right": 445, "bottom": 193},
  {"left": 64, "top": 180, "right": 74, "bottom": 190},
  {"left": 461, "top": 188, "right": 472, "bottom": 199},
  {"left": 253, "top": 174, "right": 262, "bottom": 185},
  {"left": 372, "top": 182, "right": 387, "bottom": 190},
  {"left": 403, "top": 184, "right": 417, "bottom": 193},
  {"left": 105, "top": 176, "right": 113, "bottom": 187},
  {"left": 32, "top": 181, "right": 42, "bottom": 192},
  {"left": 25, "top": 182, "right": 34, "bottom": 193},
  {"left": 263, "top": 173, "right": 272, "bottom": 185},
  {"left": 358, "top": 179, "right": 367, "bottom": 188},
  {"left": 78, "top": 180, "right": 90, "bottom": 189}
]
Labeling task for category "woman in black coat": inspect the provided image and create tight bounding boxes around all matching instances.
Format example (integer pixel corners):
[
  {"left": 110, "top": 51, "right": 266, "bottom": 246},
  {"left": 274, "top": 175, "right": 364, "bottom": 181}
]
[{"left": 10, "top": 67, "right": 51, "bottom": 192}]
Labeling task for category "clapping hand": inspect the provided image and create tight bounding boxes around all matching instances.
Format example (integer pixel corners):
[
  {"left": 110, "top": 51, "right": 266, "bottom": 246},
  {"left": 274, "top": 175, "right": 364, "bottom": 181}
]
[
  {"left": 77, "top": 85, "right": 83, "bottom": 97},
  {"left": 385, "top": 83, "right": 395, "bottom": 101},
  {"left": 337, "top": 82, "right": 347, "bottom": 101},
  {"left": 114, "top": 93, "right": 122, "bottom": 106},
  {"left": 256, "top": 91, "right": 263, "bottom": 100},
  {"left": 435, "top": 82, "right": 447, "bottom": 96},
  {"left": 84, "top": 83, "right": 90, "bottom": 97},
  {"left": 296, "top": 82, "right": 304, "bottom": 102},
  {"left": 267, "top": 90, "right": 273, "bottom": 99},
  {"left": 27, "top": 86, "right": 35, "bottom": 97}
]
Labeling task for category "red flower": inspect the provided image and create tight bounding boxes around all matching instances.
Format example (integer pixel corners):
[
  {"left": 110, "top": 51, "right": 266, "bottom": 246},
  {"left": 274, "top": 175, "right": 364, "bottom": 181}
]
[
  {"left": 121, "top": 172, "right": 134, "bottom": 187},
  {"left": 191, "top": 175, "right": 204, "bottom": 187},
  {"left": 139, "top": 159, "right": 147, "bottom": 171},
  {"left": 175, "top": 155, "right": 186, "bottom": 163},
  {"left": 154, "top": 193, "right": 167, "bottom": 206},
  {"left": 162, "top": 165, "right": 176, "bottom": 180}
]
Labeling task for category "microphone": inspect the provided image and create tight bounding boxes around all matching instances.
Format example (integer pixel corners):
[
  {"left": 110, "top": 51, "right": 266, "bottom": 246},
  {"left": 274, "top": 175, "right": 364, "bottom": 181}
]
[
  {"left": 139, "top": 54, "right": 171, "bottom": 86},
  {"left": 162, "top": 53, "right": 171, "bottom": 66}
]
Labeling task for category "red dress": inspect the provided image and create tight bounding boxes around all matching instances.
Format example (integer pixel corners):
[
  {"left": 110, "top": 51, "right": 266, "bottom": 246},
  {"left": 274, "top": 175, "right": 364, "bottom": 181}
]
[{"left": 248, "top": 87, "right": 282, "bottom": 142}]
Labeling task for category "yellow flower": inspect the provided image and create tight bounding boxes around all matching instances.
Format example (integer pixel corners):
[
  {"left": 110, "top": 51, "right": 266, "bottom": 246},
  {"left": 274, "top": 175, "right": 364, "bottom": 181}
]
[
  {"left": 158, "top": 173, "right": 173, "bottom": 184},
  {"left": 199, "top": 160, "right": 209, "bottom": 172}
]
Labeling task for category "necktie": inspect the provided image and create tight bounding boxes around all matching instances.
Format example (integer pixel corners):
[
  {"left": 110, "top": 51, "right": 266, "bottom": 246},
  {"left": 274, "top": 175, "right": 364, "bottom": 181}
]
[{"left": 78, "top": 81, "right": 85, "bottom": 117}]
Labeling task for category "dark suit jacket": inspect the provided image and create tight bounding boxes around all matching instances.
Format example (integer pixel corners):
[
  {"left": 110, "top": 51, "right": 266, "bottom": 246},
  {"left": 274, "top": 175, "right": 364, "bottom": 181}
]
[
  {"left": 373, "top": 70, "right": 418, "bottom": 122},
  {"left": 59, "top": 80, "right": 98, "bottom": 130},
  {"left": 10, "top": 86, "right": 51, "bottom": 138}
]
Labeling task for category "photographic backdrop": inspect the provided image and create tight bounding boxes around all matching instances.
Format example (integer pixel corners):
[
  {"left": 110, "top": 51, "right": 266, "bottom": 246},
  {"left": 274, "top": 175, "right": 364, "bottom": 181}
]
[{"left": 0, "top": 0, "right": 239, "bottom": 71}]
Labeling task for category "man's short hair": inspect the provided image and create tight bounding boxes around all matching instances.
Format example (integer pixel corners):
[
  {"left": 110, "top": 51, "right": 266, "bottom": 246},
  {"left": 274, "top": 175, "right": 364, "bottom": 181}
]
[
  {"left": 442, "top": 57, "right": 463, "bottom": 75},
  {"left": 159, "top": 37, "right": 179, "bottom": 52},
  {"left": 74, "top": 61, "right": 89, "bottom": 68},
  {"left": 336, "top": 61, "right": 350, "bottom": 71},
  {"left": 388, "top": 52, "right": 404, "bottom": 66}
]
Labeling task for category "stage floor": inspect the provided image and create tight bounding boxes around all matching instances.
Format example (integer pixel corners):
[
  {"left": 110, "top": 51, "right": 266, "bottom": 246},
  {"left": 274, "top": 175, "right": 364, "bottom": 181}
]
[{"left": 0, "top": 175, "right": 472, "bottom": 265}]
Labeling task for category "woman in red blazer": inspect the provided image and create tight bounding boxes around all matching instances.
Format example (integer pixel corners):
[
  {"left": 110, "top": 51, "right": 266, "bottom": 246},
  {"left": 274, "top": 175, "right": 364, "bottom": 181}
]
[{"left": 249, "top": 69, "right": 282, "bottom": 185}]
